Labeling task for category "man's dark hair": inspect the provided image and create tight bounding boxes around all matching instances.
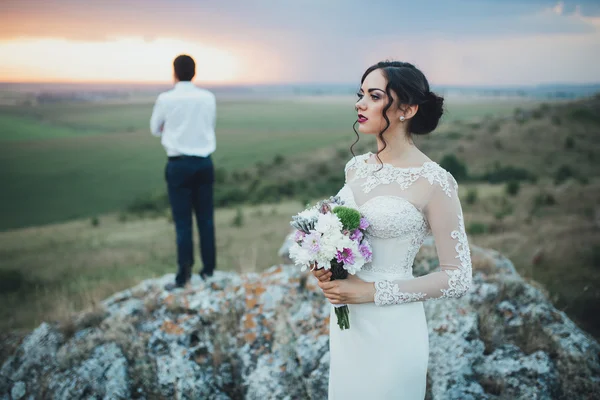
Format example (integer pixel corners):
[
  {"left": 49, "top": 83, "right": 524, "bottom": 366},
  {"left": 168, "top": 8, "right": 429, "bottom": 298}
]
[{"left": 173, "top": 55, "right": 195, "bottom": 81}]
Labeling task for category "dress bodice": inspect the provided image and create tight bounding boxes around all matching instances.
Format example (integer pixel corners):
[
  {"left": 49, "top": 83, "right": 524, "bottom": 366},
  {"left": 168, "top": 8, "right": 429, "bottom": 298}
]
[{"left": 334, "top": 152, "right": 472, "bottom": 304}]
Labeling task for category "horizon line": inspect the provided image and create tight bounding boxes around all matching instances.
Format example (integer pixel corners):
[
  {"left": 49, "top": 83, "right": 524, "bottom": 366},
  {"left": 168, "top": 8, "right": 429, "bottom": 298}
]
[{"left": 1, "top": 80, "right": 600, "bottom": 89}]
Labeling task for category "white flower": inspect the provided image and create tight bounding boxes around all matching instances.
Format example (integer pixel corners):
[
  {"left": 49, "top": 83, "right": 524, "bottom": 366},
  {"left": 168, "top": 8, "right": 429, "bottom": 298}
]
[
  {"left": 314, "top": 212, "right": 343, "bottom": 235},
  {"left": 289, "top": 243, "right": 312, "bottom": 271},
  {"left": 298, "top": 208, "right": 319, "bottom": 221}
]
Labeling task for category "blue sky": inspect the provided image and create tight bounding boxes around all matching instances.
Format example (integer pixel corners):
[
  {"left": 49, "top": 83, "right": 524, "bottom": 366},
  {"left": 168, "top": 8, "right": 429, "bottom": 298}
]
[{"left": 1, "top": 0, "right": 599, "bottom": 84}]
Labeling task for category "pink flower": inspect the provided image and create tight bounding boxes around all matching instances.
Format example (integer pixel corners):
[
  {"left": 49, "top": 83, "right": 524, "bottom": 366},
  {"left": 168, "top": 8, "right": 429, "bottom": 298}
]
[
  {"left": 350, "top": 229, "right": 363, "bottom": 242},
  {"left": 294, "top": 230, "right": 306, "bottom": 242},
  {"left": 359, "top": 217, "right": 370, "bottom": 230},
  {"left": 336, "top": 248, "right": 355, "bottom": 265},
  {"left": 359, "top": 243, "right": 372, "bottom": 262},
  {"left": 302, "top": 232, "right": 321, "bottom": 253}
]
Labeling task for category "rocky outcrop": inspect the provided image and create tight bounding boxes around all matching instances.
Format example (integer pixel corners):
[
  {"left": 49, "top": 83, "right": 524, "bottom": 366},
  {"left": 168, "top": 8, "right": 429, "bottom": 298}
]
[{"left": 1, "top": 238, "right": 599, "bottom": 399}]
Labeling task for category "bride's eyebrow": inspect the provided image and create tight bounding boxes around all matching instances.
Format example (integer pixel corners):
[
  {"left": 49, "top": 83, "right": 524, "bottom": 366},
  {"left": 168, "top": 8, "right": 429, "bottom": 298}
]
[{"left": 358, "top": 87, "right": 385, "bottom": 94}]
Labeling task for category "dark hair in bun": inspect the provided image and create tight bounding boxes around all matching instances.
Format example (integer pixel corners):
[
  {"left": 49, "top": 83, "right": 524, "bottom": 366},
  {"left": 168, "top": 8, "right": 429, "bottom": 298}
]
[
  {"left": 411, "top": 91, "right": 444, "bottom": 135},
  {"left": 351, "top": 61, "right": 444, "bottom": 160}
]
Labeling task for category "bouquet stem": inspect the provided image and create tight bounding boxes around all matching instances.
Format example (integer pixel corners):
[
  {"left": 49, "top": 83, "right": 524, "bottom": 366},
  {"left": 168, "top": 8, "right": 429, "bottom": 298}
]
[
  {"left": 330, "top": 260, "right": 350, "bottom": 330},
  {"left": 334, "top": 305, "right": 350, "bottom": 330}
]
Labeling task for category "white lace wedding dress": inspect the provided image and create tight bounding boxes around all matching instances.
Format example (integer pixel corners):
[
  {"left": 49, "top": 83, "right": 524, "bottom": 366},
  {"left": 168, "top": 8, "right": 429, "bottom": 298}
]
[{"left": 328, "top": 152, "right": 473, "bottom": 400}]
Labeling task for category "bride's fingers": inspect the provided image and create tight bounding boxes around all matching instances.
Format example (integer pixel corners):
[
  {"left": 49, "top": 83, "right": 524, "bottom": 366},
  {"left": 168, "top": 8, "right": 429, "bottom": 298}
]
[
  {"left": 312, "top": 268, "right": 329, "bottom": 279},
  {"left": 324, "top": 293, "right": 341, "bottom": 301},
  {"left": 318, "top": 271, "right": 332, "bottom": 282},
  {"left": 317, "top": 281, "right": 337, "bottom": 290}
]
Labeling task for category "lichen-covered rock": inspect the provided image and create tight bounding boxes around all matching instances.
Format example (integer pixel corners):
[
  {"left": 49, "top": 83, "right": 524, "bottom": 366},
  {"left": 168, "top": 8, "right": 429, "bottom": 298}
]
[{"left": 1, "top": 238, "right": 599, "bottom": 399}]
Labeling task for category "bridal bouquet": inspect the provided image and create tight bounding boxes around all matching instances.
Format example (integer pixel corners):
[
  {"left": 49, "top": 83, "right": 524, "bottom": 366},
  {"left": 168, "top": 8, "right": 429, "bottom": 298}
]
[{"left": 289, "top": 196, "right": 372, "bottom": 330}]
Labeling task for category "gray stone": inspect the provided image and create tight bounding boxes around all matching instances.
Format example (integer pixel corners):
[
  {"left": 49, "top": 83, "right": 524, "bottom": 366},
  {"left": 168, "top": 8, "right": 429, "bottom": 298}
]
[
  {"left": 1, "top": 240, "right": 599, "bottom": 399},
  {"left": 10, "top": 381, "right": 25, "bottom": 400}
]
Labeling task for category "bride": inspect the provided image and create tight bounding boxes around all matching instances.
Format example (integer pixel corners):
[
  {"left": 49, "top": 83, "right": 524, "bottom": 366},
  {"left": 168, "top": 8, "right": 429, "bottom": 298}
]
[{"left": 311, "top": 61, "right": 473, "bottom": 399}]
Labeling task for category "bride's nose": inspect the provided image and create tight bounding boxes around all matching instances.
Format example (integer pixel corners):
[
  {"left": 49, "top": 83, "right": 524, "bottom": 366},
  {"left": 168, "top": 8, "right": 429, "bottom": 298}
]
[{"left": 355, "top": 99, "right": 366, "bottom": 111}]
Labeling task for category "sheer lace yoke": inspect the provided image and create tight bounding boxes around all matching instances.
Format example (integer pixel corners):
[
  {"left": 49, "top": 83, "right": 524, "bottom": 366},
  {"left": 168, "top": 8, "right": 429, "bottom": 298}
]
[{"left": 335, "top": 152, "right": 473, "bottom": 305}]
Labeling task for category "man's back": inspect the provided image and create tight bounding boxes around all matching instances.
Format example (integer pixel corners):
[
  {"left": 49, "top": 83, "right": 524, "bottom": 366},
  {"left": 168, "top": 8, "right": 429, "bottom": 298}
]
[
  {"left": 154, "top": 54, "right": 218, "bottom": 291},
  {"left": 150, "top": 81, "right": 216, "bottom": 157}
]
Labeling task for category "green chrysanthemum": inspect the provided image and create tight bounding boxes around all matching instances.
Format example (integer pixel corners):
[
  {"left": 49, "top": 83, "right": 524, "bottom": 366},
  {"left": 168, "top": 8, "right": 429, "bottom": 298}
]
[{"left": 333, "top": 206, "right": 361, "bottom": 231}]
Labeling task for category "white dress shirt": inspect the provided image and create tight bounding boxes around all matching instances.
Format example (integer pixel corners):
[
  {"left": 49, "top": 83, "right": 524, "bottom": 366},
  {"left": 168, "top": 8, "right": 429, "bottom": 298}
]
[{"left": 150, "top": 81, "right": 217, "bottom": 157}]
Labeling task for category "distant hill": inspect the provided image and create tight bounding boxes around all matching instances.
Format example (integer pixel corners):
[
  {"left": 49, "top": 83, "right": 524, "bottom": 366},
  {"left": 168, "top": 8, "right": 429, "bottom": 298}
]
[{"left": 1, "top": 81, "right": 599, "bottom": 102}]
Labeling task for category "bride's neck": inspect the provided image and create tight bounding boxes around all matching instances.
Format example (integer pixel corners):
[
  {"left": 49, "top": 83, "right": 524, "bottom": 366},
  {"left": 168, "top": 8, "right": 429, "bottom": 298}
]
[{"left": 374, "top": 128, "right": 416, "bottom": 163}]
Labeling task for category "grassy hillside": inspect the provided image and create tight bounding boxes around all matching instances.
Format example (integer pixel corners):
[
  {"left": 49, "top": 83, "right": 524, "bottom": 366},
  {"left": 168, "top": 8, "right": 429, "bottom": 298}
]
[
  {"left": 0, "top": 202, "right": 304, "bottom": 332},
  {"left": 0, "top": 98, "right": 535, "bottom": 230},
  {"left": 1, "top": 95, "right": 598, "bottom": 343}
]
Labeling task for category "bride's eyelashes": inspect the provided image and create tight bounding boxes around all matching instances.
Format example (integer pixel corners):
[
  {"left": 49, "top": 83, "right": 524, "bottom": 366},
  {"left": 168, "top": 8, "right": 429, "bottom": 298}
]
[{"left": 356, "top": 92, "right": 381, "bottom": 101}]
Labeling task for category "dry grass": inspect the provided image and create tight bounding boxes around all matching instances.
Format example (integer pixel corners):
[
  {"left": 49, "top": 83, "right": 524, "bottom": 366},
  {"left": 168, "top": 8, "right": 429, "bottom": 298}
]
[
  {"left": 462, "top": 178, "right": 600, "bottom": 338},
  {"left": 0, "top": 201, "right": 304, "bottom": 332}
]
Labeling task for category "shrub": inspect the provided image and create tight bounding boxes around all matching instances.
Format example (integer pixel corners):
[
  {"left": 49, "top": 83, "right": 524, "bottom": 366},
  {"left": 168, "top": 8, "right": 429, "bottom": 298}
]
[
  {"left": 488, "top": 123, "right": 501, "bottom": 134},
  {"left": 215, "top": 168, "right": 228, "bottom": 184},
  {"left": 467, "top": 222, "right": 488, "bottom": 235},
  {"left": 531, "top": 109, "right": 543, "bottom": 119},
  {"left": 564, "top": 137, "right": 575, "bottom": 149},
  {"left": 446, "top": 131, "right": 463, "bottom": 140},
  {"left": 336, "top": 148, "right": 348, "bottom": 159},
  {"left": 439, "top": 154, "right": 468, "bottom": 181},
  {"left": 316, "top": 163, "right": 330, "bottom": 175},
  {"left": 554, "top": 165, "right": 574, "bottom": 185},
  {"left": 589, "top": 246, "right": 600, "bottom": 267},
  {"left": 551, "top": 115, "right": 562, "bottom": 125},
  {"left": 215, "top": 187, "right": 246, "bottom": 207},
  {"left": 578, "top": 176, "right": 590, "bottom": 185},
  {"left": 91, "top": 216, "right": 100, "bottom": 227},
  {"left": 0, "top": 269, "right": 25, "bottom": 292},
  {"left": 466, "top": 188, "right": 478, "bottom": 205},
  {"left": 495, "top": 202, "right": 514, "bottom": 221},
  {"left": 480, "top": 164, "right": 536, "bottom": 184},
  {"left": 231, "top": 208, "right": 244, "bottom": 227},
  {"left": 505, "top": 181, "right": 520, "bottom": 196},
  {"left": 533, "top": 192, "right": 556, "bottom": 208},
  {"left": 127, "top": 192, "right": 168, "bottom": 215},
  {"left": 568, "top": 107, "right": 600, "bottom": 123},
  {"left": 514, "top": 108, "right": 527, "bottom": 124}
]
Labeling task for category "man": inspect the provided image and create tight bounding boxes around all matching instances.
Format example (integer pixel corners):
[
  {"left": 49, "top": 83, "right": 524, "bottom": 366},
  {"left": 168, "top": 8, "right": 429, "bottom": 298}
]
[{"left": 150, "top": 54, "right": 217, "bottom": 290}]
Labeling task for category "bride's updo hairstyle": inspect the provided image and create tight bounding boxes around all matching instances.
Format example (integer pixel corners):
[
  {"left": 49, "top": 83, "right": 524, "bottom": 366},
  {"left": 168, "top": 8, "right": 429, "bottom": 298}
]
[{"left": 351, "top": 61, "right": 444, "bottom": 157}]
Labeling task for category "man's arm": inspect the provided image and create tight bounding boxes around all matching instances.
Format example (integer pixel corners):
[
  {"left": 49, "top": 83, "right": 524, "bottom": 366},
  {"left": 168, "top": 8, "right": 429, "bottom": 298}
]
[{"left": 150, "top": 95, "right": 165, "bottom": 137}]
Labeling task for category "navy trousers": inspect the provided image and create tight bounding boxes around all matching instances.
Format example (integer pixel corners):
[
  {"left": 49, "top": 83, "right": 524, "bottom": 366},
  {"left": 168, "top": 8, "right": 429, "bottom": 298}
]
[{"left": 165, "top": 155, "right": 216, "bottom": 285}]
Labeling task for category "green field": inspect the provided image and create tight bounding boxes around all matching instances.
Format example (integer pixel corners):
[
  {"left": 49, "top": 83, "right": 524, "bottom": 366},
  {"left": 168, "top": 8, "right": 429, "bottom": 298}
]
[{"left": 0, "top": 98, "right": 533, "bottom": 230}]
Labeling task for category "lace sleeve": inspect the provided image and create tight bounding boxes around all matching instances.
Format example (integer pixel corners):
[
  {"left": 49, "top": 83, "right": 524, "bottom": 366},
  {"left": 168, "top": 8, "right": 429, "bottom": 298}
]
[{"left": 373, "top": 171, "right": 473, "bottom": 306}]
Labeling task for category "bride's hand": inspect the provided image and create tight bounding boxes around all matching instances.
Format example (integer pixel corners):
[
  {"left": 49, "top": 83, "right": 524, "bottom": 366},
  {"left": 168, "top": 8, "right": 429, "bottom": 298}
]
[
  {"left": 317, "top": 274, "right": 375, "bottom": 305},
  {"left": 310, "top": 263, "right": 332, "bottom": 282}
]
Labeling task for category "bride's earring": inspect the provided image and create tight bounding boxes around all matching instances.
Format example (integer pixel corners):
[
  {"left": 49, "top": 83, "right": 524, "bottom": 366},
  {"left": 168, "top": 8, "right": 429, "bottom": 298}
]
[{"left": 400, "top": 116, "right": 405, "bottom": 122}]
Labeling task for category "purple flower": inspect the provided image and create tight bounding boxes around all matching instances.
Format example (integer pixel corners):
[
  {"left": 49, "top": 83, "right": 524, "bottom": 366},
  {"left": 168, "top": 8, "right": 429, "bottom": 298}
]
[
  {"left": 302, "top": 232, "right": 321, "bottom": 253},
  {"left": 294, "top": 230, "right": 306, "bottom": 242},
  {"left": 359, "top": 243, "right": 373, "bottom": 262},
  {"left": 336, "top": 248, "right": 355, "bottom": 265},
  {"left": 317, "top": 200, "right": 333, "bottom": 214},
  {"left": 350, "top": 229, "right": 363, "bottom": 242},
  {"left": 359, "top": 217, "right": 370, "bottom": 230}
]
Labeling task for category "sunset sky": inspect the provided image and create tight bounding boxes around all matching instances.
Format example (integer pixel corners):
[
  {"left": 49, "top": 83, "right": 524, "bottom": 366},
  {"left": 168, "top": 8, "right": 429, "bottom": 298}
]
[{"left": 1, "top": 0, "right": 599, "bottom": 85}]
